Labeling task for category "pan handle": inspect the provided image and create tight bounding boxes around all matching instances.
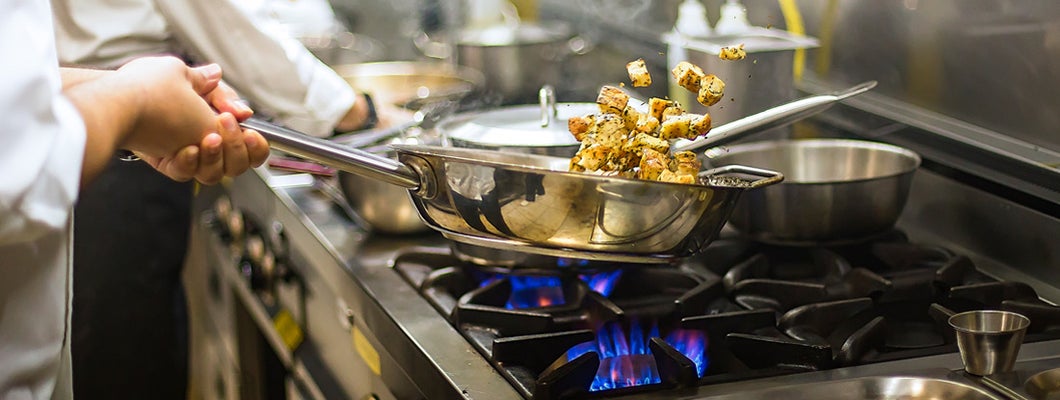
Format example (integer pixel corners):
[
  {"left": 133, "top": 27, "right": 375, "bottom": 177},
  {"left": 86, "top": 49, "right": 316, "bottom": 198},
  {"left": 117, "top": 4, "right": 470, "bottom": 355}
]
[
  {"left": 241, "top": 118, "right": 422, "bottom": 190},
  {"left": 699, "top": 165, "right": 785, "bottom": 189},
  {"left": 674, "top": 80, "right": 878, "bottom": 152}
]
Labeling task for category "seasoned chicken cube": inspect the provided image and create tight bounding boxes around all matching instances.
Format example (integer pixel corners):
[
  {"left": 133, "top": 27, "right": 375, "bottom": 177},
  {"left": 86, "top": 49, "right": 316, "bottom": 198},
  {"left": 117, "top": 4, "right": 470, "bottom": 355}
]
[
  {"left": 623, "top": 132, "right": 670, "bottom": 156},
  {"left": 689, "top": 113, "right": 712, "bottom": 136},
  {"left": 658, "top": 169, "right": 697, "bottom": 184},
  {"left": 661, "top": 103, "right": 685, "bottom": 121},
  {"left": 648, "top": 97, "right": 673, "bottom": 121},
  {"left": 596, "top": 86, "right": 630, "bottom": 114},
  {"left": 568, "top": 115, "right": 595, "bottom": 142},
  {"left": 671, "top": 61, "right": 705, "bottom": 93},
  {"left": 671, "top": 150, "right": 701, "bottom": 175},
  {"left": 659, "top": 115, "right": 694, "bottom": 140},
  {"left": 592, "top": 113, "right": 628, "bottom": 148},
  {"left": 621, "top": 106, "right": 642, "bottom": 131},
  {"left": 634, "top": 114, "right": 660, "bottom": 134},
  {"left": 573, "top": 143, "right": 611, "bottom": 171},
  {"left": 637, "top": 148, "right": 669, "bottom": 181},
  {"left": 697, "top": 74, "right": 725, "bottom": 106},
  {"left": 719, "top": 44, "right": 746, "bottom": 61},
  {"left": 626, "top": 58, "right": 652, "bottom": 87}
]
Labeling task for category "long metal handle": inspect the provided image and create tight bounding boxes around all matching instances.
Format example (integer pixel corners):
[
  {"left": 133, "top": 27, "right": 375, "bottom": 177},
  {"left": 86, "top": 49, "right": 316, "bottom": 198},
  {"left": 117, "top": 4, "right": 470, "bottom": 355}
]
[
  {"left": 674, "top": 80, "right": 878, "bottom": 152},
  {"left": 699, "top": 164, "right": 785, "bottom": 188},
  {"left": 241, "top": 118, "right": 421, "bottom": 189}
]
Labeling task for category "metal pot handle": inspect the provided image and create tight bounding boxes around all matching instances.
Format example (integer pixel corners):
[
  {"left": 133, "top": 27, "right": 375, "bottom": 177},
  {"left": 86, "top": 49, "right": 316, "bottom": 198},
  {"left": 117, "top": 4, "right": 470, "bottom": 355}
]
[
  {"left": 699, "top": 165, "right": 785, "bottom": 189},
  {"left": 674, "top": 80, "right": 878, "bottom": 152},
  {"left": 539, "top": 85, "right": 557, "bottom": 127},
  {"left": 240, "top": 118, "right": 422, "bottom": 190}
]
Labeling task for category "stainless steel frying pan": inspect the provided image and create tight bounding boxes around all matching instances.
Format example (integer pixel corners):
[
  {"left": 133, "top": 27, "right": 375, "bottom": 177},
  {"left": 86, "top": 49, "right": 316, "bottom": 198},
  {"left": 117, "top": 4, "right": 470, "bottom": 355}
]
[
  {"left": 240, "top": 121, "right": 780, "bottom": 263},
  {"left": 240, "top": 81, "right": 875, "bottom": 262}
]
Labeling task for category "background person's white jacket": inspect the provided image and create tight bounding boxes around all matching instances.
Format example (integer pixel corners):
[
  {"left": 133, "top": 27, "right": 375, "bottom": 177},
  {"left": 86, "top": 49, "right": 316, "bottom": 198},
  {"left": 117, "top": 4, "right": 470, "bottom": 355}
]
[{"left": 51, "top": 0, "right": 357, "bottom": 137}]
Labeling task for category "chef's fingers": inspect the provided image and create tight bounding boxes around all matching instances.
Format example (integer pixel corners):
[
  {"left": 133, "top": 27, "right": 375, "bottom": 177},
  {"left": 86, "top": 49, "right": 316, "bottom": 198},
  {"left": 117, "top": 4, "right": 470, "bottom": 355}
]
[
  {"left": 242, "top": 129, "right": 269, "bottom": 168},
  {"left": 194, "top": 133, "right": 225, "bottom": 185},
  {"left": 188, "top": 63, "right": 222, "bottom": 97},
  {"left": 142, "top": 146, "right": 198, "bottom": 182},
  {"left": 206, "top": 81, "right": 254, "bottom": 121},
  {"left": 218, "top": 112, "right": 251, "bottom": 176}
]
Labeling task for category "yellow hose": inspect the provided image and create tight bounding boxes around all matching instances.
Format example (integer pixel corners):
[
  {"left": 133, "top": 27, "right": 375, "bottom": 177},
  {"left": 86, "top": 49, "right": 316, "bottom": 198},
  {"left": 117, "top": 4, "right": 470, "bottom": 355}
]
[{"left": 777, "top": 0, "right": 806, "bottom": 81}]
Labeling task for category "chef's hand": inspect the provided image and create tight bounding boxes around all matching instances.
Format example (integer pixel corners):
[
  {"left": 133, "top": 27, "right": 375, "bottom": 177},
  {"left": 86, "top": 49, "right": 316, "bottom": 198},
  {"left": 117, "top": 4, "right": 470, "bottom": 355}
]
[{"left": 140, "top": 113, "right": 268, "bottom": 184}]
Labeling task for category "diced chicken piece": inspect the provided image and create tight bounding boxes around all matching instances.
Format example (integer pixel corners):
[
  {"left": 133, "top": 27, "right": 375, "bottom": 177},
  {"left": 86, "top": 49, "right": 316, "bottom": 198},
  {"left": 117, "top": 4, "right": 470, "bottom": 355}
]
[
  {"left": 621, "top": 106, "right": 642, "bottom": 131},
  {"left": 637, "top": 148, "right": 669, "bottom": 181},
  {"left": 567, "top": 114, "right": 595, "bottom": 142},
  {"left": 626, "top": 58, "right": 652, "bottom": 87},
  {"left": 634, "top": 114, "right": 659, "bottom": 134},
  {"left": 659, "top": 115, "right": 694, "bottom": 140},
  {"left": 596, "top": 86, "right": 630, "bottom": 114},
  {"left": 719, "top": 44, "right": 746, "bottom": 61},
  {"left": 697, "top": 74, "right": 725, "bottom": 106},
  {"left": 689, "top": 113, "right": 712, "bottom": 136},
  {"left": 661, "top": 103, "right": 685, "bottom": 121},
  {"left": 658, "top": 169, "right": 697, "bottom": 184},
  {"left": 573, "top": 143, "right": 611, "bottom": 171},
  {"left": 671, "top": 150, "right": 701, "bottom": 175},
  {"left": 592, "top": 113, "right": 628, "bottom": 148},
  {"left": 623, "top": 132, "right": 670, "bottom": 156},
  {"left": 671, "top": 61, "right": 705, "bottom": 93},
  {"left": 648, "top": 97, "right": 673, "bottom": 120},
  {"left": 605, "top": 150, "right": 639, "bottom": 173}
]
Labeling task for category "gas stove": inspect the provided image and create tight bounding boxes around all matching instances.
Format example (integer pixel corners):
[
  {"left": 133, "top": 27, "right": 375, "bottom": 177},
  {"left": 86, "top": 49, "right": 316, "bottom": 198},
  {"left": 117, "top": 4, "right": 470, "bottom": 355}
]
[
  {"left": 185, "top": 152, "right": 1060, "bottom": 400},
  {"left": 390, "top": 228, "right": 1060, "bottom": 399}
]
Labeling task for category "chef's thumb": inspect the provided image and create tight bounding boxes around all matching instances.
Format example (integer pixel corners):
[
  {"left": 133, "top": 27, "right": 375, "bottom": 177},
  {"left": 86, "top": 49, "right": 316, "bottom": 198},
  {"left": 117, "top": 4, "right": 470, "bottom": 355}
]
[{"left": 189, "top": 63, "right": 223, "bottom": 96}]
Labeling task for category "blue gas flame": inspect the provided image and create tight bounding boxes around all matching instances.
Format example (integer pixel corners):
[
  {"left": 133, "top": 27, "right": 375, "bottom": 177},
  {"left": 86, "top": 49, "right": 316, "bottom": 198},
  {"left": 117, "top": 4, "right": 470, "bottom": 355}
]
[
  {"left": 566, "top": 321, "right": 708, "bottom": 392},
  {"left": 579, "top": 270, "right": 623, "bottom": 297}
]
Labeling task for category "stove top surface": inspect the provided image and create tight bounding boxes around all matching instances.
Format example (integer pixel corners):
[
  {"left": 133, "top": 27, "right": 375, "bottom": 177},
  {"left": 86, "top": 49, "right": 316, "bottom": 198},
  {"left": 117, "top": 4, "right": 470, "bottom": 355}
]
[{"left": 392, "top": 230, "right": 1060, "bottom": 399}]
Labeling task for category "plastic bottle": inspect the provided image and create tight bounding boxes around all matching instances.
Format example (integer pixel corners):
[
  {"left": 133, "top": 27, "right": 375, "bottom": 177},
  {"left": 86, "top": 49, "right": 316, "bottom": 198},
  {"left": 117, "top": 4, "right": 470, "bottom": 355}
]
[{"left": 713, "top": 0, "right": 752, "bottom": 36}]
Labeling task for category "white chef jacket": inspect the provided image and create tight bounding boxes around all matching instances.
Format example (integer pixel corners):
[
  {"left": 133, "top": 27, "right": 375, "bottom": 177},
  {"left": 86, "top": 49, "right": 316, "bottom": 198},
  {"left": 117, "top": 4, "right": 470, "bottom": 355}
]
[
  {"left": 0, "top": 0, "right": 87, "bottom": 398},
  {"left": 51, "top": 0, "right": 357, "bottom": 137}
]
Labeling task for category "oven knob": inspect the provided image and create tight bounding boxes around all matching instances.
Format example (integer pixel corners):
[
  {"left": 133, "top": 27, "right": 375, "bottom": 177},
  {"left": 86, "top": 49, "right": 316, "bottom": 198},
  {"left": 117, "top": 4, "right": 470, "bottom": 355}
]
[
  {"left": 267, "top": 220, "right": 289, "bottom": 262},
  {"left": 205, "top": 195, "right": 244, "bottom": 242}
]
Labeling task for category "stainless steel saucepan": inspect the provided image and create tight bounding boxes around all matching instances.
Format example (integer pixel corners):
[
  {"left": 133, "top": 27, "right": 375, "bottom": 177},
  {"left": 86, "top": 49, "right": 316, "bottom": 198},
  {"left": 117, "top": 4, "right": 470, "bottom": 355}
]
[
  {"left": 240, "top": 120, "right": 783, "bottom": 263},
  {"left": 704, "top": 139, "right": 922, "bottom": 244}
]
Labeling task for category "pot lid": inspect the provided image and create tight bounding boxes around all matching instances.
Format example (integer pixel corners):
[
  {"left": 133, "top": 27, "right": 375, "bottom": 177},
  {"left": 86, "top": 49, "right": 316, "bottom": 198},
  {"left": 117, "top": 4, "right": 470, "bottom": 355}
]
[
  {"left": 459, "top": 22, "right": 570, "bottom": 46},
  {"left": 441, "top": 102, "right": 593, "bottom": 147}
]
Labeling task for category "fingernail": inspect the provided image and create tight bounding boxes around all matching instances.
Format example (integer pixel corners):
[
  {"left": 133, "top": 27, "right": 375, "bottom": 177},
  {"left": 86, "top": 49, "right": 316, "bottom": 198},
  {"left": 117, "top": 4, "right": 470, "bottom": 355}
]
[
  {"left": 198, "top": 63, "right": 222, "bottom": 80},
  {"left": 233, "top": 99, "right": 252, "bottom": 113},
  {"left": 205, "top": 133, "right": 222, "bottom": 153},
  {"left": 244, "top": 133, "right": 259, "bottom": 149},
  {"left": 221, "top": 113, "right": 237, "bottom": 131}
]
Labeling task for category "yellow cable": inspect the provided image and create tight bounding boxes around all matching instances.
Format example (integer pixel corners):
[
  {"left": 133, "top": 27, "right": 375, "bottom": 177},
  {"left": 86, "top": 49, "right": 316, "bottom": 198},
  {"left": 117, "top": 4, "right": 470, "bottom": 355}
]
[
  {"left": 777, "top": 0, "right": 806, "bottom": 81},
  {"left": 815, "top": 0, "right": 839, "bottom": 77}
]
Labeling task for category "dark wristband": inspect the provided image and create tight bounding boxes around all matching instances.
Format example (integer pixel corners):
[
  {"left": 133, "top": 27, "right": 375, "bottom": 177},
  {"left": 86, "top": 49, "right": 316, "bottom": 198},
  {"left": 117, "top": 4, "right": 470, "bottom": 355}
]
[{"left": 360, "top": 92, "right": 378, "bottom": 131}]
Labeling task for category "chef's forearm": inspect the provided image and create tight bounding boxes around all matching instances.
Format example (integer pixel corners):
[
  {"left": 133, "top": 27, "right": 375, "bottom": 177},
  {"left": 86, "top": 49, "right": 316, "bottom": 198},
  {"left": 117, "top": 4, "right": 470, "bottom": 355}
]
[{"left": 59, "top": 66, "right": 112, "bottom": 89}]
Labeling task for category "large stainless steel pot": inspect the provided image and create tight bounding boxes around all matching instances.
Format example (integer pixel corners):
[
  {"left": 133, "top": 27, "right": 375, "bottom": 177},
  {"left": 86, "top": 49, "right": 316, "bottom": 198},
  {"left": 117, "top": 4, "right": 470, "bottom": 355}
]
[
  {"left": 415, "top": 21, "right": 585, "bottom": 105},
  {"left": 242, "top": 119, "right": 783, "bottom": 263},
  {"left": 704, "top": 139, "right": 922, "bottom": 244}
]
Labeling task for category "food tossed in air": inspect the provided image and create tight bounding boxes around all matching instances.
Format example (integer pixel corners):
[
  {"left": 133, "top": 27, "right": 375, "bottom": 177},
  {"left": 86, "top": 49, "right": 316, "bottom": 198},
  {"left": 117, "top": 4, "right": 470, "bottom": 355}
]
[
  {"left": 626, "top": 58, "right": 651, "bottom": 87},
  {"left": 719, "top": 44, "right": 746, "bottom": 61},
  {"left": 566, "top": 59, "right": 732, "bottom": 184},
  {"left": 670, "top": 61, "right": 726, "bottom": 107}
]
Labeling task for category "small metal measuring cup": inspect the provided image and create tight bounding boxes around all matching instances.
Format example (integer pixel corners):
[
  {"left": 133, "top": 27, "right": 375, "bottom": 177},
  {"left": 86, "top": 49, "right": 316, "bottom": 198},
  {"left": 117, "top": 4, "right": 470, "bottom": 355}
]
[{"left": 948, "top": 310, "right": 1030, "bottom": 376}]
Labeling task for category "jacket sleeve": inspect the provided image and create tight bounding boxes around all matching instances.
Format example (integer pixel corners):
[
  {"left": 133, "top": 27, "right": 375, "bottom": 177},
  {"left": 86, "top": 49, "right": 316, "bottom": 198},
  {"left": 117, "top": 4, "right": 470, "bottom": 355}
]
[
  {"left": 0, "top": 2, "right": 86, "bottom": 246},
  {"left": 154, "top": 0, "right": 357, "bottom": 137}
]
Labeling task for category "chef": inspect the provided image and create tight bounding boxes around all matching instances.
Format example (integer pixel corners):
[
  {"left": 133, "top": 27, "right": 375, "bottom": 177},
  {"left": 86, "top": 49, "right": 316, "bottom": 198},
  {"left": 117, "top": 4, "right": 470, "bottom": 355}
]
[
  {"left": 0, "top": 0, "right": 268, "bottom": 398},
  {"left": 49, "top": 0, "right": 408, "bottom": 397}
]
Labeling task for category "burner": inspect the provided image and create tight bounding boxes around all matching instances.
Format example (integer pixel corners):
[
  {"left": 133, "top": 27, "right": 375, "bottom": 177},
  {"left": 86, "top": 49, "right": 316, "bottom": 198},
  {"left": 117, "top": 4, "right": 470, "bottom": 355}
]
[{"left": 563, "top": 320, "right": 707, "bottom": 391}]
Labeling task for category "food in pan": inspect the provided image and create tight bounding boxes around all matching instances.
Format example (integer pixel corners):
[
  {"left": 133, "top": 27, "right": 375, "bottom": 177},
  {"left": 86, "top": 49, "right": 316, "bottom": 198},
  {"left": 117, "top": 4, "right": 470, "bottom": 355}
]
[
  {"left": 626, "top": 58, "right": 651, "bottom": 87},
  {"left": 719, "top": 44, "right": 746, "bottom": 61}
]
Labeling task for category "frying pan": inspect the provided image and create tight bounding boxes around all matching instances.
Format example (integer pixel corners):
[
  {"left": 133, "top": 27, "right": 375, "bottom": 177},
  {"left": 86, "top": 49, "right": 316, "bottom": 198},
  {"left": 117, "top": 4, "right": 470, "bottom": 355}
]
[
  {"left": 241, "top": 120, "right": 779, "bottom": 263},
  {"left": 240, "top": 81, "right": 875, "bottom": 262}
]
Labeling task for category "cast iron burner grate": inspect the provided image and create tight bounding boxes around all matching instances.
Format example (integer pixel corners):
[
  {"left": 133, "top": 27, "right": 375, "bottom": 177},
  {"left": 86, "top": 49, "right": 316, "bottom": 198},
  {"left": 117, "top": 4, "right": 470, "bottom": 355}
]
[{"left": 392, "top": 231, "right": 1060, "bottom": 399}]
